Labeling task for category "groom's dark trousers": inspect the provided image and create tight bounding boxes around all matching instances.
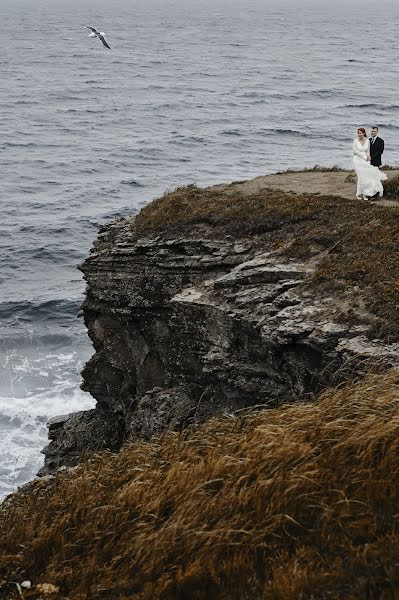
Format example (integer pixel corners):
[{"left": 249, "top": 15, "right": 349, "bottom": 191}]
[{"left": 369, "top": 136, "right": 384, "bottom": 167}]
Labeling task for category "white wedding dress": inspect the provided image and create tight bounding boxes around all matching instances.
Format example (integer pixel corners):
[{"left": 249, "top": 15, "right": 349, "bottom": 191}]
[{"left": 352, "top": 138, "right": 387, "bottom": 197}]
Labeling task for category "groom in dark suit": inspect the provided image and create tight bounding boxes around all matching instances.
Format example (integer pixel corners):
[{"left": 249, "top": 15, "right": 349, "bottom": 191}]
[{"left": 369, "top": 126, "right": 384, "bottom": 167}]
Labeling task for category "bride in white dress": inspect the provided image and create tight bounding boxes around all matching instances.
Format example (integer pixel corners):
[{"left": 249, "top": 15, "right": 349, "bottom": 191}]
[{"left": 352, "top": 127, "right": 387, "bottom": 200}]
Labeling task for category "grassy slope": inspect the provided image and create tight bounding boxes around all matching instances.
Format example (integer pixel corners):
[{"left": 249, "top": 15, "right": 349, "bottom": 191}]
[{"left": 1, "top": 371, "right": 399, "bottom": 599}]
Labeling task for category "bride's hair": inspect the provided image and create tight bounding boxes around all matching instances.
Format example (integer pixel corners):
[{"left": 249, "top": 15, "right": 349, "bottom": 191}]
[{"left": 357, "top": 127, "right": 367, "bottom": 136}]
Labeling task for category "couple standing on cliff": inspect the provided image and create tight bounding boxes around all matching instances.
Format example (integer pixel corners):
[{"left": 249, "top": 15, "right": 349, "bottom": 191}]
[{"left": 352, "top": 126, "right": 386, "bottom": 200}]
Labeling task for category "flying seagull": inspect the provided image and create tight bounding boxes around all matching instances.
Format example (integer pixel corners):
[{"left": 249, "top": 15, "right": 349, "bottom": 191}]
[{"left": 82, "top": 25, "right": 111, "bottom": 49}]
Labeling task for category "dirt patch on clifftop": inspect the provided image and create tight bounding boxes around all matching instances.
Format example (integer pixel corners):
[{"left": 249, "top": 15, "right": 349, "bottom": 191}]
[{"left": 213, "top": 167, "right": 399, "bottom": 207}]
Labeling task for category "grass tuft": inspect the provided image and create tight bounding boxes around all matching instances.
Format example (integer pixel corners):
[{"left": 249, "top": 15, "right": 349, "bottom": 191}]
[
  {"left": 276, "top": 165, "right": 349, "bottom": 174},
  {"left": 384, "top": 174, "right": 399, "bottom": 199}
]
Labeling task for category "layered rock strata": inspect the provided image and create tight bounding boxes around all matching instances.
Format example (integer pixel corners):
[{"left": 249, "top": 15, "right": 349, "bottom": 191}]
[{"left": 40, "top": 211, "right": 399, "bottom": 474}]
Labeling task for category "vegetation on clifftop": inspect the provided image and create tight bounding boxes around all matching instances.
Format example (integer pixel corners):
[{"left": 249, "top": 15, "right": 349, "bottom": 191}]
[
  {"left": 384, "top": 174, "right": 399, "bottom": 198},
  {"left": 135, "top": 184, "right": 399, "bottom": 339},
  {"left": 1, "top": 370, "right": 399, "bottom": 599}
]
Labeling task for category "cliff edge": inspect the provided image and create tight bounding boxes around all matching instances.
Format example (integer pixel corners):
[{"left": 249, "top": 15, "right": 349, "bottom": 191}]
[{"left": 41, "top": 169, "right": 399, "bottom": 473}]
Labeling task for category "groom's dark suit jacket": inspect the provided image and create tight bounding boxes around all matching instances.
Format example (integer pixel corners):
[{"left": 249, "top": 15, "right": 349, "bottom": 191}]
[{"left": 369, "top": 136, "right": 384, "bottom": 167}]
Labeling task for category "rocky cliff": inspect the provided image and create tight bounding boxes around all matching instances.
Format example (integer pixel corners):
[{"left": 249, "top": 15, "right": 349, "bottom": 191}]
[{"left": 41, "top": 174, "right": 399, "bottom": 474}]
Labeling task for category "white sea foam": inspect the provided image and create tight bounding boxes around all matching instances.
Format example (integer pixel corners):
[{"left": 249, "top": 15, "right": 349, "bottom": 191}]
[
  {"left": 0, "top": 388, "right": 94, "bottom": 498},
  {"left": 0, "top": 349, "right": 94, "bottom": 498}
]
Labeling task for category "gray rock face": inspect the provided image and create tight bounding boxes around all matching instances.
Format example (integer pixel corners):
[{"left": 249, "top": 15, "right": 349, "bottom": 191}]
[
  {"left": 39, "top": 409, "right": 123, "bottom": 476},
  {"left": 40, "top": 216, "right": 399, "bottom": 474},
  {"left": 127, "top": 387, "right": 197, "bottom": 439}
]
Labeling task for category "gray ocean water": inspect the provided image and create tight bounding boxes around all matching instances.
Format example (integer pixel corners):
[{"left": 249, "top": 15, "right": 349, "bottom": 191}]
[{"left": 1, "top": 0, "right": 399, "bottom": 496}]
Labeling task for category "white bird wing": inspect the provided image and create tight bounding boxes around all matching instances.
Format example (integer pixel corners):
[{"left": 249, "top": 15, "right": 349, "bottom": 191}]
[
  {"left": 83, "top": 25, "right": 99, "bottom": 34},
  {"left": 97, "top": 33, "right": 111, "bottom": 49}
]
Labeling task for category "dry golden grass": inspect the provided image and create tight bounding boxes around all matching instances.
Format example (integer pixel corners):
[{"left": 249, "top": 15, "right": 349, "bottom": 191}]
[
  {"left": 1, "top": 370, "right": 399, "bottom": 599},
  {"left": 135, "top": 185, "right": 399, "bottom": 339}
]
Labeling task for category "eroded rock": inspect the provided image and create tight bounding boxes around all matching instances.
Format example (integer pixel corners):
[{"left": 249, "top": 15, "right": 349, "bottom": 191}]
[
  {"left": 39, "top": 409, "right": 124, "bottom": 476},
  {"left": 40, "top": 212, "right": 399, "bottom": 474}
]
